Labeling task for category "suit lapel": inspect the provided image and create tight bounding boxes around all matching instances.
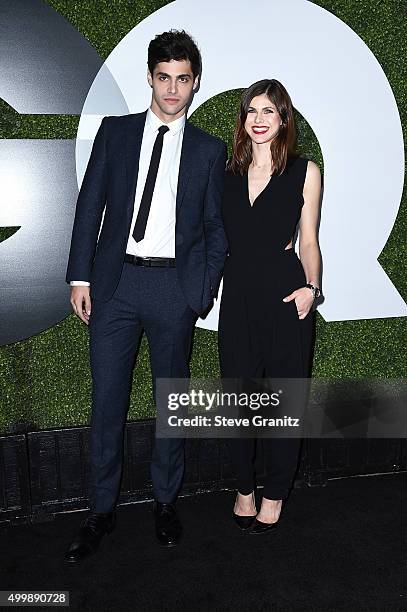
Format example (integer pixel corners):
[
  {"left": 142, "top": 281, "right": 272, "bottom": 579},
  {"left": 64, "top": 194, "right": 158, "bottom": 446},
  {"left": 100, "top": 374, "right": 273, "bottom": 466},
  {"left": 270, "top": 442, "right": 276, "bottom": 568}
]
[
  {"left": 176, "top": 122, "right": 196, "bottom": 213},
  {"left": 125, "top": 111, "right": 147, "bottom": 221}
]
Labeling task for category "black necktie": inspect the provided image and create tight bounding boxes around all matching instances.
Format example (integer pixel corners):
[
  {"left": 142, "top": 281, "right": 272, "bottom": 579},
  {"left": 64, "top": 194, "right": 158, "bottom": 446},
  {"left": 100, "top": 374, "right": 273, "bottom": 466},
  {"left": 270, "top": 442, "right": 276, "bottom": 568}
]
[{"left": 132, "top": 124, "right": 170, "bottom": 242}]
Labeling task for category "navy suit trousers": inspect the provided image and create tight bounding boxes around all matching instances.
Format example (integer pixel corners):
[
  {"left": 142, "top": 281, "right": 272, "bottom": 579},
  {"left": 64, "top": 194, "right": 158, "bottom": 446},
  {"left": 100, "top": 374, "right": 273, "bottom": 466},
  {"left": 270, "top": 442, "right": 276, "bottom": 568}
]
[{"left": 88, "top": 261, "right": 197, "bottom": 512}]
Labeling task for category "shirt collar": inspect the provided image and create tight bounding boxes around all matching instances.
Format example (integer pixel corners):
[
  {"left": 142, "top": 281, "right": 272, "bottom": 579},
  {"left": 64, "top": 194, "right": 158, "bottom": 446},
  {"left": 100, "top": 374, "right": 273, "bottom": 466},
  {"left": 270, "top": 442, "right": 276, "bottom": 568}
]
[{"left": 146, "top": 107, "right": 186, "bottom": 136}]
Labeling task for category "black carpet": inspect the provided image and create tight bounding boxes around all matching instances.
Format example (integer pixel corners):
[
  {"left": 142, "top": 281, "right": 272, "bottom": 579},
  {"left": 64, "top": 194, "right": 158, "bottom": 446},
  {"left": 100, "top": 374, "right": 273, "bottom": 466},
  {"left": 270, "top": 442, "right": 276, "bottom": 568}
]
[{"left": 1, "top": 474, "right": 406, "bottom": 611}]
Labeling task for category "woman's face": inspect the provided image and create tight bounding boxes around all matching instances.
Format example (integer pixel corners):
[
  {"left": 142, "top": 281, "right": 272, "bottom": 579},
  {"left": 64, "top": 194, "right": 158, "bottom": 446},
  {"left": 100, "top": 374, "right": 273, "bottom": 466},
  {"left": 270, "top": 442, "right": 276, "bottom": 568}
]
[{"left": 244, "top": 93, "right": 282, "bottom": 145}]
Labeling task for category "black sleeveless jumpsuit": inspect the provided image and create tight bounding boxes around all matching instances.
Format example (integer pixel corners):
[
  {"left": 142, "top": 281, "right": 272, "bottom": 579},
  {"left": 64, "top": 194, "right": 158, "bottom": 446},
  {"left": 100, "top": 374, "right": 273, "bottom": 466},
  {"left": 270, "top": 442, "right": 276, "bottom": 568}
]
[{"left": 218, "top": 155, "right": 315, "bottom": 499}]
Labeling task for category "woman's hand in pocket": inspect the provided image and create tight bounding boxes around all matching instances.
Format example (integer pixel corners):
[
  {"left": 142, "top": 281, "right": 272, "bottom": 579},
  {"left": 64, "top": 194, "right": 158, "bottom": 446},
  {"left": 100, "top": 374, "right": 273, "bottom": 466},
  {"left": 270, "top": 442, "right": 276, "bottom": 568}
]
[{"left": 283, "top": 287, "right": 313, "bottom": 319}]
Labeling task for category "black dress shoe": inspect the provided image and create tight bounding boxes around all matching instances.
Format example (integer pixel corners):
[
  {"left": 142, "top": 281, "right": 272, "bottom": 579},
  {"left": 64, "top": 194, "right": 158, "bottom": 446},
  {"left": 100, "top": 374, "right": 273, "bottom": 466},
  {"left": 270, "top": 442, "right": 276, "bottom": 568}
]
[
  {"left": 233, "top": 492, "right": 257, "bottom": 531},
  {"left": 64, "top": 511, "right": 116, "bottom": 563},
  {"left": 249, "top": 518, "right": 279, "bottom": 535},
  {"left": 154, "top": 502, "right": 182, "bottom": 547}
]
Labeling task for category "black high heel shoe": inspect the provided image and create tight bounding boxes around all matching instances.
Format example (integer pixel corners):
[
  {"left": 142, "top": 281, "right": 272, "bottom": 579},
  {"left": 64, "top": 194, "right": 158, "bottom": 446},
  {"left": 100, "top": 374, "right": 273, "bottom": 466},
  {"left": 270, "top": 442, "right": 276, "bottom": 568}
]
[
  {"left": 249, "top": 498, "right": 284, "bottom": 535},
  {"left": 249, "top": 518, "right": 278, "bottom": 534},
  {"left": 233, "top": 492, "right": 257, "bottom": 531}
]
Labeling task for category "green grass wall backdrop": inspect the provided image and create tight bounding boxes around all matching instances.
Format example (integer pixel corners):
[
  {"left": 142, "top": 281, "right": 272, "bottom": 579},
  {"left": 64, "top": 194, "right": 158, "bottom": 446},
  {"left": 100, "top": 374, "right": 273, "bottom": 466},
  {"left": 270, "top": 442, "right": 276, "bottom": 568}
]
[{"left": 0, "top": 0, "right": 405, "bottom": 433}]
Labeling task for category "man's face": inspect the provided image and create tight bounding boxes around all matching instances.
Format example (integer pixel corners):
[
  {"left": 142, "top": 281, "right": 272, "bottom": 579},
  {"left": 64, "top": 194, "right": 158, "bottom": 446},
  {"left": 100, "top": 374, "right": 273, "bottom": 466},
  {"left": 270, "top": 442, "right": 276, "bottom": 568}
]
[{"left": 148, "top": 59, "right": 199, "bottom": 122}]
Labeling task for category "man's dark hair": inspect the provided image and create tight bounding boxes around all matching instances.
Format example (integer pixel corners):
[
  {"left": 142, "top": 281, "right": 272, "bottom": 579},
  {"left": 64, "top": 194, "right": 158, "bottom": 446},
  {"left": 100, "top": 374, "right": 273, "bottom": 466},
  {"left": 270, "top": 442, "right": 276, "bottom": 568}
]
[{"left": 148, "top": 29, "right": 202, "bottom": 78}]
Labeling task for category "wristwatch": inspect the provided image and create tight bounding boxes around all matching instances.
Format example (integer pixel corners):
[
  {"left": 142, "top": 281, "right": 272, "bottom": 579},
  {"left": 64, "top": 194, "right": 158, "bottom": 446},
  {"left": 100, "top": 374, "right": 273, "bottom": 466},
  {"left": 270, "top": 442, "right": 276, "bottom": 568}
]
[{"left": 305, "top": 283, "right": 321, "bottom": 299}]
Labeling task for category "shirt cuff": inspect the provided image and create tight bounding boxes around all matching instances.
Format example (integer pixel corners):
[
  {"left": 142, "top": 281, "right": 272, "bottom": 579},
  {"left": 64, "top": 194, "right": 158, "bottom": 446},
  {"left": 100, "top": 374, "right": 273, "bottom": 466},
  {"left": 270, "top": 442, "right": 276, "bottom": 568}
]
[{"left": 70, "top": 281, "right": 90, "bottom": 287}]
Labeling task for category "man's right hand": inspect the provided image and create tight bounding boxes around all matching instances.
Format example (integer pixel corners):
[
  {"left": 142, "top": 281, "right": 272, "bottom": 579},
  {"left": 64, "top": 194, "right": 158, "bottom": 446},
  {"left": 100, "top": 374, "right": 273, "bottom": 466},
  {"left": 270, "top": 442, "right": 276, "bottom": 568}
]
[{"left": 70, "top": 286, "right": 92, "bottom": 325}]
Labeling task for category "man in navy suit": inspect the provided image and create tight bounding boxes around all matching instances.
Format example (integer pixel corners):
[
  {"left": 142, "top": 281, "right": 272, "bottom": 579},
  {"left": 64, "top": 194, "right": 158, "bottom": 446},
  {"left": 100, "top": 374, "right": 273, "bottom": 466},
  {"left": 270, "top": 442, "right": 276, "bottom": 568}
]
[{"left": 64, "top": 30, "right": 227, "bottom": 562}]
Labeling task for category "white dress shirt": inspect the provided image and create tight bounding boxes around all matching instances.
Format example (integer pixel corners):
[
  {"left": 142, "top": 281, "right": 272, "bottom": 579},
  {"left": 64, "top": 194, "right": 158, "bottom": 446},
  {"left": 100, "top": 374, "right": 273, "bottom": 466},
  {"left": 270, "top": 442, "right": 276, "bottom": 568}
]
[{"left": 70, "top": 108, "right": 185, "bottom": 287}]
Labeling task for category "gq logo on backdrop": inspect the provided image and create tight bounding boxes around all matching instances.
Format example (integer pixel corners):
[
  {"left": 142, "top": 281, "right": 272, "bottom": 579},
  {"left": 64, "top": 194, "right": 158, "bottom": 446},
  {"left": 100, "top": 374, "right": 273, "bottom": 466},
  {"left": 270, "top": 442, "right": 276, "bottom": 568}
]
[{"left": 0, "top": 0, "right": 405, "bottom": 345}]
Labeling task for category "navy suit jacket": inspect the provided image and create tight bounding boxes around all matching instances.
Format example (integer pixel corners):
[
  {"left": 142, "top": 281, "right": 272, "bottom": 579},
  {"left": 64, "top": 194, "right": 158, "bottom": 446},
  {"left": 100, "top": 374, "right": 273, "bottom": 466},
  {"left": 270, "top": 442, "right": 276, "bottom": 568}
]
[{"left": 66, "top": 111, "right": 228, "bottom": 315}]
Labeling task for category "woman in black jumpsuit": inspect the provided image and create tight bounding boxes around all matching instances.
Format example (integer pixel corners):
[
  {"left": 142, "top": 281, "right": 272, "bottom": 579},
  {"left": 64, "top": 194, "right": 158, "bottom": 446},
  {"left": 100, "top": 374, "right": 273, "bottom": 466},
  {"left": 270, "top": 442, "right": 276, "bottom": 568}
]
[{"left": 218, "top": 79, "right": 322, "bottom": 533}]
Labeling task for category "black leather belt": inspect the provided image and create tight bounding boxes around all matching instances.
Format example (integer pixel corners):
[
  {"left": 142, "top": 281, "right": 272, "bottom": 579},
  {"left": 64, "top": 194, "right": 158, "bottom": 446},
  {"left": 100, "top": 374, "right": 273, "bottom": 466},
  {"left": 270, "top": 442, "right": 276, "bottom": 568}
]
[{"left": 124, "top": 254, "right": 176, "bottom": 267}]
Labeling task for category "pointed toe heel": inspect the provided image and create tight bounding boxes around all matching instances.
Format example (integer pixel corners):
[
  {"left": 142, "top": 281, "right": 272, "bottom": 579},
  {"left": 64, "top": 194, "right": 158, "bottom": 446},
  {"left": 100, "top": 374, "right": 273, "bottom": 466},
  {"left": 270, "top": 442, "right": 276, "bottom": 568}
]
[
  {"left": 233, "top": 513, "right": 256, "bottom": 530},
  {"left": 249, "top": 518, "right": 279, "bottom": 535},
  {"left": 232, "top": 491, "right": 257, "bottom": 531}
]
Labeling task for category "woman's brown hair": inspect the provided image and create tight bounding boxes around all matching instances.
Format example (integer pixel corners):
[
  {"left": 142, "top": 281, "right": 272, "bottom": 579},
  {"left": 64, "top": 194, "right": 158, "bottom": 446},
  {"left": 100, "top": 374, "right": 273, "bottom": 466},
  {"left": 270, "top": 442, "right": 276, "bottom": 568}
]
[{"left": 227, "top": 79, "right": 297, "bottom": 176}]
